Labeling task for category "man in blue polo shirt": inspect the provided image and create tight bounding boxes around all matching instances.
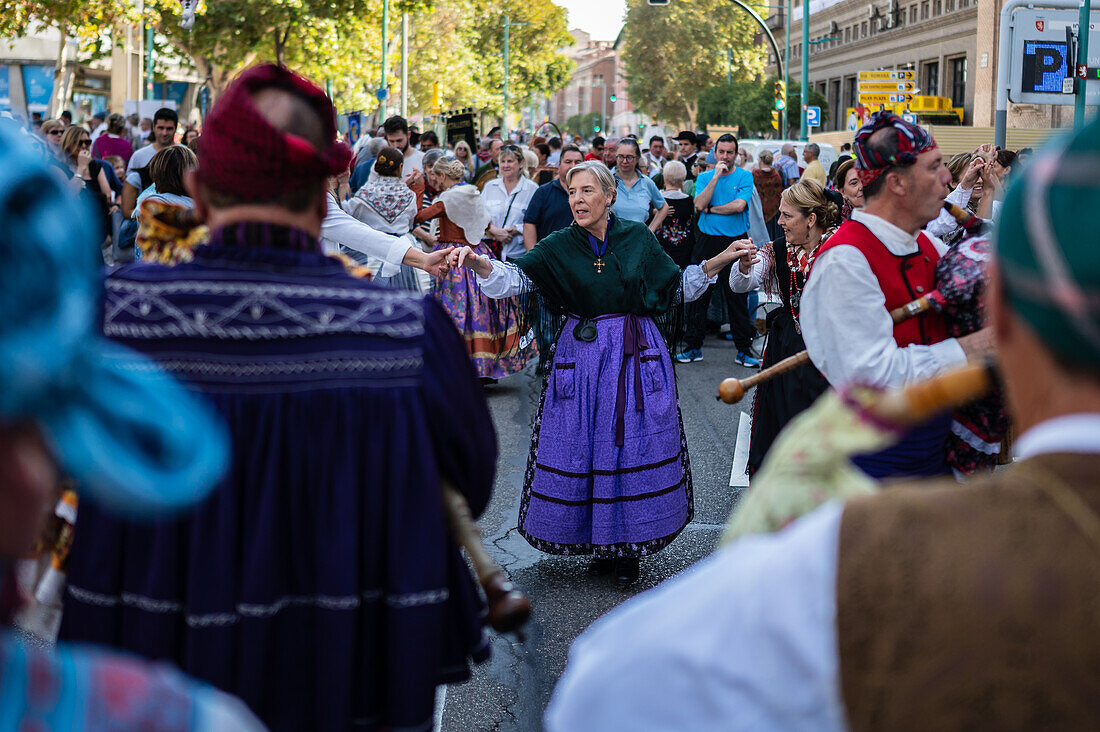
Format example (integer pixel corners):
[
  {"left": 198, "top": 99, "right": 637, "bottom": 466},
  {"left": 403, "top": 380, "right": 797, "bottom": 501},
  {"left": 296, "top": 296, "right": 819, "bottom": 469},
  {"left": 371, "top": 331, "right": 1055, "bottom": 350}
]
[
  {"left": 523, "top": 144, "right": 583, "bottom": 249},
  {"left": 676, "top": 133, "right": 760, "bottom": 367}
]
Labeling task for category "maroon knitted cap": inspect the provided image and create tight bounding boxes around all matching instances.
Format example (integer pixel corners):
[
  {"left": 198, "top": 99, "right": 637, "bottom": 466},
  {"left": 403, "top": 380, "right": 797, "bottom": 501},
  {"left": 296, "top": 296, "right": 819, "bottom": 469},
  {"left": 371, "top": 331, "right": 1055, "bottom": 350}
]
[{"left": 196, "top": 64, "right": 352, "bottom": 201}]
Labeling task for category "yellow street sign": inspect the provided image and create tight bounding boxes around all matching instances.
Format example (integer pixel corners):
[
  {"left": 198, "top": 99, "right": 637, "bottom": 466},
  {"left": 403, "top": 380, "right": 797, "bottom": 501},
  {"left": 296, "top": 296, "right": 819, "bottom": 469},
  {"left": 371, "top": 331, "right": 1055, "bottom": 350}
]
[
  {"left": 858, "top": 92, "right": 915, "bottom": 104},
  {"left": 858, "top": 81, "right": 918, "bottom": 92},
  {"left": 857, "top": 70, "right": 915, "bottom": 81}
]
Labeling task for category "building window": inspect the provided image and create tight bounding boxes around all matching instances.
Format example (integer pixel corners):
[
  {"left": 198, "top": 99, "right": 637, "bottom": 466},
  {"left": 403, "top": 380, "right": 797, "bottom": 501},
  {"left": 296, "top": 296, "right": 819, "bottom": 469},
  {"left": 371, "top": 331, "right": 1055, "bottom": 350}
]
[
  {"left": 845, "top": 76, "right": 857, "bottom": 111},
  {"left": 946, "top": 0, "right": 954, "bottom": 10},
  {"left": 924, "top": 60, "right": 939, "bottom": 96},
  {"left": 861, "top": 21, "right": 868, "bottom": 37},
  {"left": 950, "top": 56, "right": 967, "bottom": 108},
  {"left": 910, "top": 5, "right": 918, "bottom": 21},
  {"left": 844, "top": 27, "right": 851, "bottom": 41},
  {"left": 922, "top": 1, "right": 929, "bottom": 18},
  {"left": 934, "top": 0, "right": 942, "bottom": 14}
]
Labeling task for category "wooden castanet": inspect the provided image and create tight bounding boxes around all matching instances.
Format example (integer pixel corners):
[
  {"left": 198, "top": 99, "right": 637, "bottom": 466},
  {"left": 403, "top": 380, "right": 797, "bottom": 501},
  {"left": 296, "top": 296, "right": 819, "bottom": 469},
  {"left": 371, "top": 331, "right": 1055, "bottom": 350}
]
[
  {"left": 441, "top": 482, "right": 531, "bottom": 639},
  {"left": 718, "top": 351, "right": 812, "bottom": 404}
]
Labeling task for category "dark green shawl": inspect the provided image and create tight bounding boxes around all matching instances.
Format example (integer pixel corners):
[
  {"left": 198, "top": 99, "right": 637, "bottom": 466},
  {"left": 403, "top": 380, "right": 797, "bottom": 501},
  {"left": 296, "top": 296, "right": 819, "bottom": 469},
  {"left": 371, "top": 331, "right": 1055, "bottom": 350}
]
[{"left": 513, "top": 217, "right": 682, "bottom": 319}]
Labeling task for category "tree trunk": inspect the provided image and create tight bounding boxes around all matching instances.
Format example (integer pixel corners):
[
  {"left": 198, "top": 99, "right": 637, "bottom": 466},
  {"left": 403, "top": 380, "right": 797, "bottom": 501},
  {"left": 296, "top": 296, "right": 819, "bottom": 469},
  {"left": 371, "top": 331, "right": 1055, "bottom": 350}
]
[
  {"left": 274, "top": 26, "right": 291, "bottom": 66},
  {"left": 685, "top": 100, "right": 698, "bottom": 129},
  {"left": 48, "top": 26, "right": 68, "bottom": 118}
]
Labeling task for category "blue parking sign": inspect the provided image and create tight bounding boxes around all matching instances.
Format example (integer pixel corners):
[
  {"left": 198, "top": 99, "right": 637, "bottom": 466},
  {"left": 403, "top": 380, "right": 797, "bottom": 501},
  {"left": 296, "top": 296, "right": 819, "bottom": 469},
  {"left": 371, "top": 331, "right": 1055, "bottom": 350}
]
[{"left": 806, "top": 105, "right": 821, "bottom": 127}]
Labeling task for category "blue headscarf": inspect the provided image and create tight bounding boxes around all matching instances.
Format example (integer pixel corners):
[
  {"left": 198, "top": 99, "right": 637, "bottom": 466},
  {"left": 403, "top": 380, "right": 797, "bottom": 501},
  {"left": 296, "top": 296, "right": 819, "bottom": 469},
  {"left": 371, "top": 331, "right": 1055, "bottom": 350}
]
[{"left": 0, "top": 120, "right": 228, "bottom": 515}]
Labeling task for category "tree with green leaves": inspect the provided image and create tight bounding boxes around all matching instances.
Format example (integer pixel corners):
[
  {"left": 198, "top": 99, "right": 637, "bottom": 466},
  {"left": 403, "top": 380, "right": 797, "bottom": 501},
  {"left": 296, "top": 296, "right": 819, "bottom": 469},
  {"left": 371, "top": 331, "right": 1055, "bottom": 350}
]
[
  {"left": 697, "top": 78, "right": 828, "bottom": 137},
  {"left": 619, "top": 0, "right": 765, "bottom": 128}
]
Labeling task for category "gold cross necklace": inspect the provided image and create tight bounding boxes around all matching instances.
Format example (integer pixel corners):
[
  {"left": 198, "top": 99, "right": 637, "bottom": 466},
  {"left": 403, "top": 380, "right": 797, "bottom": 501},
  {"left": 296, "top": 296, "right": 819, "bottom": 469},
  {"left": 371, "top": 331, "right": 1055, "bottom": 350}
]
[{"left": 587, "top": 217, "right": 611, "bottom": 275}]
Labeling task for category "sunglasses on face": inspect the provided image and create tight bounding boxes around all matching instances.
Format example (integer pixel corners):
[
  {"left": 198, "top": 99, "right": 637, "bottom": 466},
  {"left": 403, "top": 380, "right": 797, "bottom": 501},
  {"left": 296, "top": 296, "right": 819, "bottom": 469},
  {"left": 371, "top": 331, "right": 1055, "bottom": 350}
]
[
  {"left": 48, "top": 130, "right": 63, "bottom": 136},
  {"left": 78, "top": 140, "right": 91, "bottom": 148}
]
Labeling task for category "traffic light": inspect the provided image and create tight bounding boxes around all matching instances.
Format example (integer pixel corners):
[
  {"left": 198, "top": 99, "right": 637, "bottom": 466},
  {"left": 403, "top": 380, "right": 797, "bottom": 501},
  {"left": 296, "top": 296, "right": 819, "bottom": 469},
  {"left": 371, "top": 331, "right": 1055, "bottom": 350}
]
[
  {"left": 773, "top": 81, "right": 786, "bottom": 110},
  {"left": 609, "top": 94, "right": 617, "bottom": 103},
  {"left": 771, "top": 110, "right": 779, "bottom": 130},
  {"left": 594, "top": 125, "right": 602, "bottom": 133}
]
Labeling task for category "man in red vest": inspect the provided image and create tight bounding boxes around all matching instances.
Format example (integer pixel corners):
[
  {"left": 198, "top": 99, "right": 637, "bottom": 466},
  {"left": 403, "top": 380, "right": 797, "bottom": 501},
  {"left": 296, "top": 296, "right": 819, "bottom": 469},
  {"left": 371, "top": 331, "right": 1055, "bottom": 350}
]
[{"left": 799, "top": 112, "right": 991, "bottom": 478}]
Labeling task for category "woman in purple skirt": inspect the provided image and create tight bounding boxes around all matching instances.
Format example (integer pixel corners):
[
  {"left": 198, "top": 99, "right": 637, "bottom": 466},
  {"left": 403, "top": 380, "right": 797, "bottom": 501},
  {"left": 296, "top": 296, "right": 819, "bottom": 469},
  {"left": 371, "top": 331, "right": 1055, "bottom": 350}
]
[{"left": 451, "top": 161, "right": 747, "bottom": 585}]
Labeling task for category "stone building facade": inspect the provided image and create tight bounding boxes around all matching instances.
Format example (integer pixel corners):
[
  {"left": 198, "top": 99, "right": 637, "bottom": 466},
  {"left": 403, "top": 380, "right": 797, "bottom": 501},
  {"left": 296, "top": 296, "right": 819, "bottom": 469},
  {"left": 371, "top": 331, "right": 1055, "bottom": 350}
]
[{"left": 765, "top": 0, "right": 1070, "bottom": 132}]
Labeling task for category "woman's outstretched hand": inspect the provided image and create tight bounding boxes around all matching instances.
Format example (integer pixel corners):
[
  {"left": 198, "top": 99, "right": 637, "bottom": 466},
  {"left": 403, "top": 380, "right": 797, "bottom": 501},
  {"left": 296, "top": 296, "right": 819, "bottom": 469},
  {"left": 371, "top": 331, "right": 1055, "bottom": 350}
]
[
  {"left": 419, "top": 246, "right": 455, "bottom": 278},
  {"left": 448, "top": 246, "right": 494, "bottom": 278}
]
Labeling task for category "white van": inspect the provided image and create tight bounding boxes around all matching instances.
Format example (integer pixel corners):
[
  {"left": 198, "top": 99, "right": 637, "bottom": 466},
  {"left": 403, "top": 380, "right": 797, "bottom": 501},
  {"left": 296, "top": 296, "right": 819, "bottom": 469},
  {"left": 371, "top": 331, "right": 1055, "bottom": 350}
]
[{"left": 736, "top": 139, "right": 840, "bottom": 176}]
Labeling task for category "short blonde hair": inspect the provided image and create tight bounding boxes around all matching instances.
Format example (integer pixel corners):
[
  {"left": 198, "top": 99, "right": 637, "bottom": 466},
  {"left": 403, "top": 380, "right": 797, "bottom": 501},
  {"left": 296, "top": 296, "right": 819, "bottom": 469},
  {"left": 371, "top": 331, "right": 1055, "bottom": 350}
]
[
  {"left": 758, "top": 149, "right": 773, "bottom": 166},
  {"left": 433, "top": 156, "right": 466, "bottom": 182},
  {"left": 662, "top": 160, "right": 687, "bottom": 187}
]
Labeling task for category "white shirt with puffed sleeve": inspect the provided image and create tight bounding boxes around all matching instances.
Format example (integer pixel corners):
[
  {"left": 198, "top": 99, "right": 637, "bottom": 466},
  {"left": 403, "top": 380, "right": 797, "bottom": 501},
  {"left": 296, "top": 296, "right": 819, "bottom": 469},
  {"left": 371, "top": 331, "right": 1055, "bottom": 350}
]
[{"left": 800, "top": 209, "right": 966, "bottom": 389}]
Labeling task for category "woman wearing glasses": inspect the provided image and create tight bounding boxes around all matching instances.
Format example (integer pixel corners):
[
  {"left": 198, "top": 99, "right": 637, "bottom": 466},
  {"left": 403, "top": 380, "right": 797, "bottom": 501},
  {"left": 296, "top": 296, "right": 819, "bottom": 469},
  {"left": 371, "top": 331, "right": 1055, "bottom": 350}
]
[
  {"left": 482, "top": 145, "right": 538, "bottom": 262},
  {"left": 611, "top": 138, "right": 668, "bottom": 231},
  {"left": 60, "top": 125, "right": 112, "bottom": 227}
]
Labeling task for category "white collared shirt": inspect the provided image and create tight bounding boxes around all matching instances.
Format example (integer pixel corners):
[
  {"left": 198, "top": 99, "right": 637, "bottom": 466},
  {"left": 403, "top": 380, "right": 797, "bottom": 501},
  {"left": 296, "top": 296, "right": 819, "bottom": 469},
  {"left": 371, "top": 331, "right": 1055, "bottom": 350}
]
[
  {"left": 800, "top": 209, "right": 966, "bottom": 389},
  {"left": 482, "top": 176, "right": 538, "bottom": 260},
  {"left": 545, "top": 414, "right": 1100, "bottom": 732}
]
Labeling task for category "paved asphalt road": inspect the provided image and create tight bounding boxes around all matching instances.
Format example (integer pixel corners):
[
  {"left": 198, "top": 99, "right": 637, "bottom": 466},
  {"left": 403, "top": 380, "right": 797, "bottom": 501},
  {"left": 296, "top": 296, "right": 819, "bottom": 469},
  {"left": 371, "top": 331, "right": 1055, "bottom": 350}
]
[{"left": 441, "top": 333, "right": 759, "bottom": 731}]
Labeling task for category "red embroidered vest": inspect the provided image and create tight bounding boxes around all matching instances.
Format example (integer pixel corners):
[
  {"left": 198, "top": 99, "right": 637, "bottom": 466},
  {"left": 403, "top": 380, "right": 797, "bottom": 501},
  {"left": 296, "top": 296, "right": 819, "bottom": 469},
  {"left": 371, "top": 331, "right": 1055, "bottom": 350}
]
[{"left": 817, "top": 219, "right": 948, "bottom": 347}]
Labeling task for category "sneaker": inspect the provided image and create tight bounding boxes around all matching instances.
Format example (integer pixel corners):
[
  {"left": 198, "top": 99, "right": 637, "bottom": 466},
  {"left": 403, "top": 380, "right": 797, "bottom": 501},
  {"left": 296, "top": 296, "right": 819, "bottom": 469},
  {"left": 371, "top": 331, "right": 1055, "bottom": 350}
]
[
  {"left": 674, "top": 349, "right": 703, "bottom": 363},
  {"left": 736, "top": 352, "right": 762, "bottom": 368}
]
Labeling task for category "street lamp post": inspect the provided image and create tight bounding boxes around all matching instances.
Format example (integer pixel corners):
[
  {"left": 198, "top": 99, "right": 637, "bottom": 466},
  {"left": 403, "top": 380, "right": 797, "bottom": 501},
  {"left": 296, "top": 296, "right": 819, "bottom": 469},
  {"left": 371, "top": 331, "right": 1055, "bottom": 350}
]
[
  {"left": 379, "top": 0, "right": 388, "bottom": 118},
  {"left": 1076, "top": 0, "right": 1092, "bottom": 126},
  {"left": 800, "top": 0, "right": 808, "bottom": 141},
  {"left": 784, "top": 0, "right": 791, "bottom": 136}
]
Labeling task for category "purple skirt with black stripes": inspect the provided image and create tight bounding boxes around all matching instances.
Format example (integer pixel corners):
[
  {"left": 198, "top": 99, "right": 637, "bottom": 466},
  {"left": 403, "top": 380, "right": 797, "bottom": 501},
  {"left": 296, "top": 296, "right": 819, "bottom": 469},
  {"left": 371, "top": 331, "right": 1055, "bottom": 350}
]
[{"left": 518, "top": 314, "right": 693, "bottom": 559}]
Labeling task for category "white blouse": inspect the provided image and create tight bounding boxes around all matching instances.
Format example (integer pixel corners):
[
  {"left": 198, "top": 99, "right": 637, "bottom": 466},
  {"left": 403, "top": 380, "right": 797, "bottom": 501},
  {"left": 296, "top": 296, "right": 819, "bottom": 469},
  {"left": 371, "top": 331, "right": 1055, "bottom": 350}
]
[{"left": 481, "top": 176, "right": 538, "bottom": 261}]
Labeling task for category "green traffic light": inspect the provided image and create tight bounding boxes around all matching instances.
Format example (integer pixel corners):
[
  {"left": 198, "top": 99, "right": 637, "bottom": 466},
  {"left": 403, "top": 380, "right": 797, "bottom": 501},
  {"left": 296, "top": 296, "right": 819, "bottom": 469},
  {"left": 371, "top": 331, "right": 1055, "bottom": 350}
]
[
  {"left": 609, "top": 95, "right": 617, "bottom": 102},
  {"left": 775, "top": 100, "right": 785, "bottom": 110},
  {"left": 594, "top": 125, "right": 602, "bottom": 133}
]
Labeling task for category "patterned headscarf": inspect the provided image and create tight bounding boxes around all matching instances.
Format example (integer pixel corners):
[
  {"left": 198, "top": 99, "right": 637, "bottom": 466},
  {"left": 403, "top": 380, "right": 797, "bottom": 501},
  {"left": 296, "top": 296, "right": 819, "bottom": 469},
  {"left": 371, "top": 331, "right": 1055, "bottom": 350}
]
[
  {"left": 996, "top": 116, "right": 1100, "bottom": 368},
  {"left": 196, "top": 64, "right": 353, "bottom": 202},
  {"left": 853, "top": 111, "right": 938, "bottom": 188}
]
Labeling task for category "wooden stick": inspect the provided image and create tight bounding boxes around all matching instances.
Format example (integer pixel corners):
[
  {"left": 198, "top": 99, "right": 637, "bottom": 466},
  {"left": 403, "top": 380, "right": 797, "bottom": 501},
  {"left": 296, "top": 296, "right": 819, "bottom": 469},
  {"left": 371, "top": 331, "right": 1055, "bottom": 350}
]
[
  {"left": 441, "top": 482, "right": 531, "bottom": 639},
  {"left": 866, "top": 360, "right": 994, "bottom": 426},
  {"left": 718, "top": 351, "right": 811, "bottom": 404},
  {"left": 889, "top": 295, "right": 935, "bottom": 324}
]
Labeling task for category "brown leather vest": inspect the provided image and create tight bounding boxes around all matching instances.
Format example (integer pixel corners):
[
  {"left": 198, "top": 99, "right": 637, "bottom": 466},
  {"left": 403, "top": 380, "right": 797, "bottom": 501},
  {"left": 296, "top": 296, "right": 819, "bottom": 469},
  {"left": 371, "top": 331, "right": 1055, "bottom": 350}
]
[{"left": 837, "top": 453, "right": 1100, "bottom": 730}]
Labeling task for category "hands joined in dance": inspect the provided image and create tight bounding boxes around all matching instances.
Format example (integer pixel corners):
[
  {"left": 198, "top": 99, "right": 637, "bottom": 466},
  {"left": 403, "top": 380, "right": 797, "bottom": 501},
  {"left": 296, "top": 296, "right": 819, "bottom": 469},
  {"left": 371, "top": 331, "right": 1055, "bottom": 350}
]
[
  {"left": 447, "top": 246, "right": 494, "bottom": 278},
  {"left": 730, "top": 239, "right": 759, "bottom": 274}
]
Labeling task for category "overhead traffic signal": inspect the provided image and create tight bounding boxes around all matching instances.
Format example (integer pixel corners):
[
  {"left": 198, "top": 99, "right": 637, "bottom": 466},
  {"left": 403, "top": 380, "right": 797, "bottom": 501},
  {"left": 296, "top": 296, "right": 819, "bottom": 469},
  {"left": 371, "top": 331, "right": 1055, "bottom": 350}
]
[{"left": 773, "top": 81, "right": 786, "bottom": 110}]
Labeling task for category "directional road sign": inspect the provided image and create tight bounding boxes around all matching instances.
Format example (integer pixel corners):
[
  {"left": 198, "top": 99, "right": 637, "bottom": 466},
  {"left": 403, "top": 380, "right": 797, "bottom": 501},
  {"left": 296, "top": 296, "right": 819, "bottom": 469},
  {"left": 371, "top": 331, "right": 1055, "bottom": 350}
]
[
  {"left": 858, "top": 70, "right": 915, "bottom": 81},
  {"left": 805, "top": 105, "right": 821, "bottom": 126},
  {"left": 858, "top": 81, "right": 918, "bottom": 92},
  {"left": 858, "top": 92, "right": 915, "bottom": 104}
]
